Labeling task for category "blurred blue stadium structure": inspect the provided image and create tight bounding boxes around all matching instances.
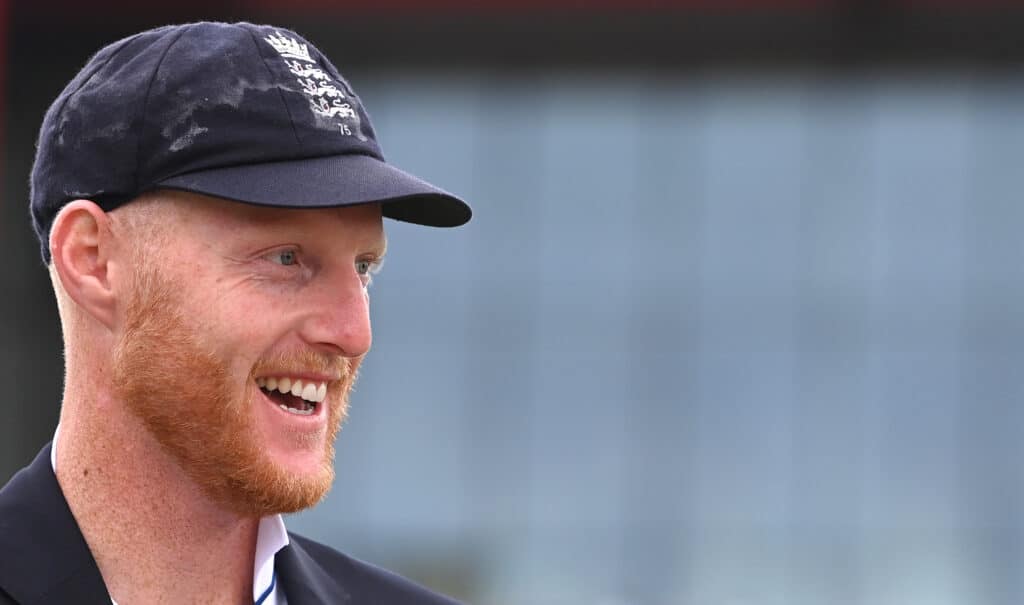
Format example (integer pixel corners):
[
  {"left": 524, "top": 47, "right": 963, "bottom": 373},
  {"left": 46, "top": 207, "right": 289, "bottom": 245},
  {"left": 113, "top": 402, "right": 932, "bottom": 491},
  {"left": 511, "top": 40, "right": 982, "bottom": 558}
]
[{"left": 280, "top": 69, "right": 1024, "bottom": 604}]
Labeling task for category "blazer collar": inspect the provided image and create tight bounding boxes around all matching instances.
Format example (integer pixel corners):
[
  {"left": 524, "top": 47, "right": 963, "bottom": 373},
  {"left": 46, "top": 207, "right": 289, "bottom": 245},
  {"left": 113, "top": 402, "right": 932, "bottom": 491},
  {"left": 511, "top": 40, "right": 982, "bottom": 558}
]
[
  {"left": 0, "top": 443, "right": 110, "bottom": 605},
  {"left": 275, "top": 536, "right": 352, "bottom": 605}
]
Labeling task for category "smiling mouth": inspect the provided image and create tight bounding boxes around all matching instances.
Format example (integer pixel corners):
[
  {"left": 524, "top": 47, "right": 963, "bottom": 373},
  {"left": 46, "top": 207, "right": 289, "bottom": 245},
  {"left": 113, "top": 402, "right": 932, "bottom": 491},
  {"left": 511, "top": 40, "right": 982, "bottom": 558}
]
[{"left": 257, "top": 376, "right": 328, "bottom": 416}]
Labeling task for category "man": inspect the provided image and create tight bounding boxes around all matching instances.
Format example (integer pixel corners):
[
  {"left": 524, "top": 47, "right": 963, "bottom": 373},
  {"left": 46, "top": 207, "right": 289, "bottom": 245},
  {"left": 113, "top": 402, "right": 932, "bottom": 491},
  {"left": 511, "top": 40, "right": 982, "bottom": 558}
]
[{"left": 0, "top": 22, "right": 471, "bottom": 605}]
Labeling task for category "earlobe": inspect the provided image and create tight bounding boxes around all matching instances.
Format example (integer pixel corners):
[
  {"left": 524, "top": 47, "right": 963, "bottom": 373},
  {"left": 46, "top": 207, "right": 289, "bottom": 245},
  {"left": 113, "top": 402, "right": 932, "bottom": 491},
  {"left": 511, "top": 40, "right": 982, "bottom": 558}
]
[{"left": 50, "top": 200, "right": 118, "bottom": 330}]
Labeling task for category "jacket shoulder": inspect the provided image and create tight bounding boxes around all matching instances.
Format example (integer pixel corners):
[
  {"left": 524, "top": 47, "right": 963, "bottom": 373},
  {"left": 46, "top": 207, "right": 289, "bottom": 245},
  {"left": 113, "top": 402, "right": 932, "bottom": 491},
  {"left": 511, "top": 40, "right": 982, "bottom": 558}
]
[{"left": 280, "top": 532, "right": 464, "bottom": 605}]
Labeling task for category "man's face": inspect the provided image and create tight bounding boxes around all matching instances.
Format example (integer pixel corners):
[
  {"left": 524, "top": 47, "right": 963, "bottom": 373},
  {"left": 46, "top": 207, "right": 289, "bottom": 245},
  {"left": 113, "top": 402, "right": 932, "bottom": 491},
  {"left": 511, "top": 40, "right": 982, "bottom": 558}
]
[{"left": 111, "top": 191, "right": 385, "bottom": 516}]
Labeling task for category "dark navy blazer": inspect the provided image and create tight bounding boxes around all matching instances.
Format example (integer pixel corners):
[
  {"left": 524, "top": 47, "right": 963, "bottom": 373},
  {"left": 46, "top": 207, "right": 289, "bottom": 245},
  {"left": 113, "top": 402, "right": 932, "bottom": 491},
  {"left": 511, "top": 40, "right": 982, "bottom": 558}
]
[{"left": 0, "top": 444, "right": 463, "bottom": 605}]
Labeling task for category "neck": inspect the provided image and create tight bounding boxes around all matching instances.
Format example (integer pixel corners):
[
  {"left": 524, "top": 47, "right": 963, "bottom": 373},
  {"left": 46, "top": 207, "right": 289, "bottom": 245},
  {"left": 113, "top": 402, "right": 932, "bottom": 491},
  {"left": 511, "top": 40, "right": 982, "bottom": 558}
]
[{"left": 55, "top": 387, "right": 258, "bottom": 604}]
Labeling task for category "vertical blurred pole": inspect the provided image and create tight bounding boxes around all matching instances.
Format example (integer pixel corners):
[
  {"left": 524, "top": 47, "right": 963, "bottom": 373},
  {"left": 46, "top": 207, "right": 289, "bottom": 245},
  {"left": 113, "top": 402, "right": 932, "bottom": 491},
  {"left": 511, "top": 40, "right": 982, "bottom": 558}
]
[
  {"left": 0, "top": 0, "right": 6, "bottom": 192},
  {"left": 0, "top": 0, "right": 9, "bottom": 480}
]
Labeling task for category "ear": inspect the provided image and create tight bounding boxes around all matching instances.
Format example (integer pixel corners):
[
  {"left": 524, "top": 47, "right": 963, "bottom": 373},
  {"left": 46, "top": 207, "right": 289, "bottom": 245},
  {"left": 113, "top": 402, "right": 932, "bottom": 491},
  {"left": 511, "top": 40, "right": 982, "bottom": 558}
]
[{"left": 49, "top": 200, "right": 119, "bottom": 330}]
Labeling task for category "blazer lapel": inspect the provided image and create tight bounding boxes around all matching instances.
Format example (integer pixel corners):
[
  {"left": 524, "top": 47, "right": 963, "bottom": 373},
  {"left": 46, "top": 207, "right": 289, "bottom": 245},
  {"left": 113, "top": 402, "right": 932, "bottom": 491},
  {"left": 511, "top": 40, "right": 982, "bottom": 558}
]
[
  {"left": 0, "top": 443, "right": 110, "bottom": 605},
  {"left": 275, "top": 536, "right": 352, "bottom": 605}
]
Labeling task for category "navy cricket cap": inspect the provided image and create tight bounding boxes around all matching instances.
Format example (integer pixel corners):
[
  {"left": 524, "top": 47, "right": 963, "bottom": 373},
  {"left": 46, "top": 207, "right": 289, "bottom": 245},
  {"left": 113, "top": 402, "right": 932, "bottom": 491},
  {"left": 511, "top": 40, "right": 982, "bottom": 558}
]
[{"left": 30, "top": 21, "right": 472, "bottom": 263}]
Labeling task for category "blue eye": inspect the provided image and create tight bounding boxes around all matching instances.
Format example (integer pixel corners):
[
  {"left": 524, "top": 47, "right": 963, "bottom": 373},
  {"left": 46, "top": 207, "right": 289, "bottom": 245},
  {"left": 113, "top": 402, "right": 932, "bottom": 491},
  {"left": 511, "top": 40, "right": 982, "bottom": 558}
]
[
  {"left": 356, "top": 258, "right": 383, "bottom": 288},
  {"left": 272, "top": 249, "right": 298, "bottom": 266}
]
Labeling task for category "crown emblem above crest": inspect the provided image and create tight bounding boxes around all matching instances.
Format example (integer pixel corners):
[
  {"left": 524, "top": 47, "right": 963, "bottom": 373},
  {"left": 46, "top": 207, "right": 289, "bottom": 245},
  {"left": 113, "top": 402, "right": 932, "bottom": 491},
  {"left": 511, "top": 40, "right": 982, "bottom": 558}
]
[{"left": 265, "top": 32, "right": 313, "bottom": 62}]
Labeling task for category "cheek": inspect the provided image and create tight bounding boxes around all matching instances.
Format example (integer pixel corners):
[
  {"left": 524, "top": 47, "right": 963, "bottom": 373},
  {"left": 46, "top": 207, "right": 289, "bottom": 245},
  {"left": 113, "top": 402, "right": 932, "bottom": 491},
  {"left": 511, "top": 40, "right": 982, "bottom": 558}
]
[
  {"left": 179, "top": 267, "right": 315, "bottom": 356},
  {"left": 202, "top": 288, "right": 303, "bottom": 367}
]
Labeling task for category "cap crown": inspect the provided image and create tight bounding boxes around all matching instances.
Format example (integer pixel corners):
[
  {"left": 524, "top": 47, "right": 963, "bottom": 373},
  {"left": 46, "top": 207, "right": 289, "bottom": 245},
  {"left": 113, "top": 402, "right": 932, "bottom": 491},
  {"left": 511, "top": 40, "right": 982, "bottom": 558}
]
[{"left": 31, "top": 22, "right": 384, "bottom": 261}]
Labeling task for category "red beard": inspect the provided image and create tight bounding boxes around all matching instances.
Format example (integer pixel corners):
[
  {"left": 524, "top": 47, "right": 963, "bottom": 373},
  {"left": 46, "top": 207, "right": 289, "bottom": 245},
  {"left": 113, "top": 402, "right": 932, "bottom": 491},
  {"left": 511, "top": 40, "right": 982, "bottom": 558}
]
[{"left": 112, "top": 264, "right": 354, "bottom": 516}]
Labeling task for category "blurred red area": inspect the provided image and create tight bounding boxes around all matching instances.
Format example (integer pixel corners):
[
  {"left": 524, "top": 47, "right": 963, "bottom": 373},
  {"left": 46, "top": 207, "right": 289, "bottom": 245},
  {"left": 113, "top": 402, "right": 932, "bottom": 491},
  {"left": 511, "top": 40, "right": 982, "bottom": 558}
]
[
  {"left": 14, "top": 0, "right": 1023, "bottom": 17},
  {"left": 11, "top": 0, "right": 835, "bottom": 15},
  {"left": 10, "top": 0, "right": 1022, "bottom": 23}
]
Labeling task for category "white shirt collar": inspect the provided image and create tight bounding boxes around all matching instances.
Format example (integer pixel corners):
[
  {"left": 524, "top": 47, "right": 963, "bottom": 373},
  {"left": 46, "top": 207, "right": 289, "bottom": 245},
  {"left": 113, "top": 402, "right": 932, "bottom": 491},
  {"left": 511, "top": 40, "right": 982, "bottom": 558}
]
[{"left": 51, "top": 424, "right": 290, "bottom": 604}]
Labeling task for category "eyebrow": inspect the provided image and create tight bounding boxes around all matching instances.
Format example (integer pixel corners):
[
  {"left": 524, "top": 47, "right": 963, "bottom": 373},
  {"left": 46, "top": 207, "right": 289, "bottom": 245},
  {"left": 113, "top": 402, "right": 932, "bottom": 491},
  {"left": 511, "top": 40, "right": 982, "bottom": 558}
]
[{"left": 244, "top": 207, "right": 388, "bottom": 248}]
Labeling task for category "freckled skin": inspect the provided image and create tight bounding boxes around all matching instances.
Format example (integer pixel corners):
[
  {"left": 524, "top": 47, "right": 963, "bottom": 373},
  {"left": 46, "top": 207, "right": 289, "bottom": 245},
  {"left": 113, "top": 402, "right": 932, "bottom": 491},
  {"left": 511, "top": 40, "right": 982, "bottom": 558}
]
[{"left": 55, "top": 191, "right": 385, "bottom": 604}]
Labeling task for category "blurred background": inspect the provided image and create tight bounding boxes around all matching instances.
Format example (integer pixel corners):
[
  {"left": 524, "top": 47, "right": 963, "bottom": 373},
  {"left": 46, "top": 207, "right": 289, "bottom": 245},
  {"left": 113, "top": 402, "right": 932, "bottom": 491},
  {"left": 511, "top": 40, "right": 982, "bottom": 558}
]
[{"left": 4, "top": 1, "right": 1024, "bottom": 603}]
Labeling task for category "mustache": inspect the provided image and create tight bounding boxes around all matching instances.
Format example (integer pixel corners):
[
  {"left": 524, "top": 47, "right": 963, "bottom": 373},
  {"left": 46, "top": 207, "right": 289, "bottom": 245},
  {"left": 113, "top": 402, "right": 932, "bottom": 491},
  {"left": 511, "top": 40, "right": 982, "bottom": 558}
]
[{"left": 250, "top": 350, "right": 352, "bottom": 382}]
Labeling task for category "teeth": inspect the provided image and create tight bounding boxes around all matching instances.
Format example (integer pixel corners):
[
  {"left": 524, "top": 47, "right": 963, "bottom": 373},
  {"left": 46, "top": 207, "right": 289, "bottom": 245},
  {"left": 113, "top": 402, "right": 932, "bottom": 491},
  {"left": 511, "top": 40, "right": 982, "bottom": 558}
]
[
  {"left": 259, "top": 376, "right": 329, "bottom": 406},
  {"left": 301, "top": 383, "right": 318, "bottom": 402}
]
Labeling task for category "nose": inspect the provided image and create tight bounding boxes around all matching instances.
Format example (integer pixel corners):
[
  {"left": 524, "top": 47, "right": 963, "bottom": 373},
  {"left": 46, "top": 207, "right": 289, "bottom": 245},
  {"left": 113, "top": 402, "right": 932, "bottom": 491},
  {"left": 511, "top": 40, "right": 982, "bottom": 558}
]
[{"left": 301, "top": 265, "right": 372, "bottom": 358}]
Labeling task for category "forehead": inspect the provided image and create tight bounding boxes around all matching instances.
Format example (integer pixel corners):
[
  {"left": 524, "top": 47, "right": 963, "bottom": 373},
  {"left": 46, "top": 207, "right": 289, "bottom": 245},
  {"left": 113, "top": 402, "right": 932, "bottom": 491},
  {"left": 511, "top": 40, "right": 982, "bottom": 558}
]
[{"left": 127, "top": 190, "right": 385, "bottom": 245}]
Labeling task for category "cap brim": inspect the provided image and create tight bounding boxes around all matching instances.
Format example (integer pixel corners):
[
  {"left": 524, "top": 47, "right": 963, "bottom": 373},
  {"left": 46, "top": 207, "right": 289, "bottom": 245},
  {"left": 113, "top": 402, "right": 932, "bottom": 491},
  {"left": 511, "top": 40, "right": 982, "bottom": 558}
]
[{"left": 156, "top": 154, "right": 471, "bottom": 227}]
